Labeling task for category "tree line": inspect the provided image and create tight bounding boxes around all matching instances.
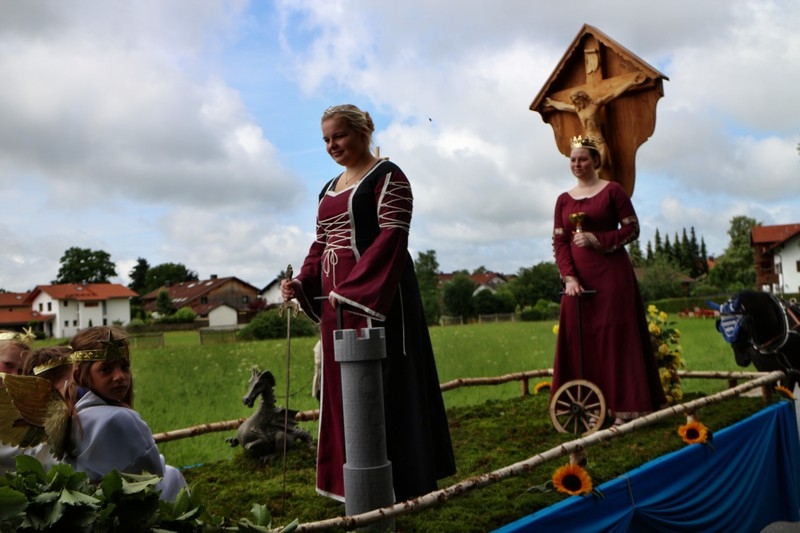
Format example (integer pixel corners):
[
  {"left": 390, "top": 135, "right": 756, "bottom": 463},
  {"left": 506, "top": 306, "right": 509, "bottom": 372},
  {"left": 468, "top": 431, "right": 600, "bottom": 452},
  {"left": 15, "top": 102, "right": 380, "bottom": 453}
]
[
  {"left": 416, "top": 216, "right": 760, "bottom": 324},
  {"left": 41, "top": 216, "right": 760, "bottom": 325}
]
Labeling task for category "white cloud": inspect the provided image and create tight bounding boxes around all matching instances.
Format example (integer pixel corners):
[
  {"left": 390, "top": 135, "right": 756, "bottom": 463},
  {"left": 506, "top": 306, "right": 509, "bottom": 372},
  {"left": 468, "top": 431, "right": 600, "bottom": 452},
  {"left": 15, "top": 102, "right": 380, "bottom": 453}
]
[{"left": 1, "top": 0, "right": 799, "bottom": 292}]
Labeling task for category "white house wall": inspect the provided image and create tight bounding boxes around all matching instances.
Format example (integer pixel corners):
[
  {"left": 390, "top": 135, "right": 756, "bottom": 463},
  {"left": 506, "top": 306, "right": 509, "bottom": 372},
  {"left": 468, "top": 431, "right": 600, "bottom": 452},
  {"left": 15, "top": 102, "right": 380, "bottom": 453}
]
[
  {"left": 105, "top": 298, "right": 132, "bottom": 326},
  {"left": 775, "top": 234, "right": 800, "bottom": 294},
  {"left": 208, "top": 305, "right": 238, "bottom": 328},
  {"left": 30, "top": 293, "right": 133, "bottom": 339}
]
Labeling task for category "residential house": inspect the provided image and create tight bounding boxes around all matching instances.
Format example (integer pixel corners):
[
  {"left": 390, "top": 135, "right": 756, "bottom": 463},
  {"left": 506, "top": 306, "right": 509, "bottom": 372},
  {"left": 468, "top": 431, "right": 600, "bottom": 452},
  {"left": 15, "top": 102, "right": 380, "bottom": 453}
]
[
  {"left": 438, "top": 272, "right": 509, "bottom": 296},
  {"left": 0, "top": 292, "right": 52, "bottom": 333},
  {"left": 26, "top": 283, "right": 138, "bottom": 339},
  {"left": 260, "top": 277, "right": 283, "bottom": 307},
  {"left": 141, "top": 275, "right": 260, "bottom": 327},
  {"left": 752, "top": 223, "right": 800, "bottom": 294}
]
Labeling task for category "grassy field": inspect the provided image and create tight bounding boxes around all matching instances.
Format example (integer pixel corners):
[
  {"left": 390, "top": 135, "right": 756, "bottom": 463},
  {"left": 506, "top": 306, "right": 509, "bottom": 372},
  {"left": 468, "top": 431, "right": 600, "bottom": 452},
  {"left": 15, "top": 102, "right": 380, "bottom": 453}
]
[
  {"left": 83, "top": 316, "right": 738, "bottom": 469},
  {"left": 31, "top": 316, "right": 765, "bottom": 530}
]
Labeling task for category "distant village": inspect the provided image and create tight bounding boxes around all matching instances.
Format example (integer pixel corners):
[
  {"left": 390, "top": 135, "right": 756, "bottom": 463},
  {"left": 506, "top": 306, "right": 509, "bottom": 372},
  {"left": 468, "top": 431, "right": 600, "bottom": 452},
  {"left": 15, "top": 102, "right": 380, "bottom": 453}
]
[{"left": 2, "top": 222, "right": 798, "bottom": 340}]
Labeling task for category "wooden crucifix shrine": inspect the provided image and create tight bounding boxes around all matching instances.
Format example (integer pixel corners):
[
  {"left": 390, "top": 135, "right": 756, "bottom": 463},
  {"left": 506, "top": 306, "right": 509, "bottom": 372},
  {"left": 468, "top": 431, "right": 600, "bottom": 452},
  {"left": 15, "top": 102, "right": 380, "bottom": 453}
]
[{"left": 530, "top": 24, "right": 668, "bottom": 197}]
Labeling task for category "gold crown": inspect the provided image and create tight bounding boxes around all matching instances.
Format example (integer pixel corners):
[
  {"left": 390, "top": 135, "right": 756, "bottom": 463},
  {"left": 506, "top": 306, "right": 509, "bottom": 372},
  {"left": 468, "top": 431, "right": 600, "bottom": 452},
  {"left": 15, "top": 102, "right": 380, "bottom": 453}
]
[
  {"left": 32, "top": 357, "right": 73, "bottom": 376},
  {"left": 570, "top": 135, "right": 599, "bottom": 151},
  {"left": 0, "top": 327, "right": 35, "bottom": 346},
  {"left": 71, "top": 332, "right": 129, "bottom": 365}
]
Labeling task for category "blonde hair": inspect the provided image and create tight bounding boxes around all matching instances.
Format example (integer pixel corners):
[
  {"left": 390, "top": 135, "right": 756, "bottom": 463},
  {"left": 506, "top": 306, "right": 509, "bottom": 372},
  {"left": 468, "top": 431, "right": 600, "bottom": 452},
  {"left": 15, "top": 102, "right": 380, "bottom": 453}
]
[{"left": 322, "top": 104, "right": 375, "bottom": 145}]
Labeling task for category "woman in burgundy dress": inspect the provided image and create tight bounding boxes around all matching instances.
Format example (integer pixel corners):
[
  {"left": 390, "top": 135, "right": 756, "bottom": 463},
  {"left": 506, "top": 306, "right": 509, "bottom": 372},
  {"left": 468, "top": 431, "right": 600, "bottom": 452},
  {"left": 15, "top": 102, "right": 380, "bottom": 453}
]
[
  {"left": 281, "top": 104, "right": 455, "bottom": 502},
  {"left": 551, "top": 136, "right": 665, "bottom": 426}
]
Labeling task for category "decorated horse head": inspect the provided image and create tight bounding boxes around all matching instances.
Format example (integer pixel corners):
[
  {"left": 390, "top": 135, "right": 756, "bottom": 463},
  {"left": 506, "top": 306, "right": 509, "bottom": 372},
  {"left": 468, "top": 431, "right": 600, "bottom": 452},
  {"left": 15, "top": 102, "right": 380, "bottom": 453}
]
[{"left": 708, "top": 290, "right": 800, "bottom": 390}]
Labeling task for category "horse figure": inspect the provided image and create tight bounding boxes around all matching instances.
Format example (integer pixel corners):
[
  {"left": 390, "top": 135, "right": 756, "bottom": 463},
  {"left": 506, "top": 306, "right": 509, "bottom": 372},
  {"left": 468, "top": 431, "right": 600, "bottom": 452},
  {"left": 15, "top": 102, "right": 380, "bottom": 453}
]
[
  {"left": 227, "top": 367, "right": 314, "bottom": 459},
  {"left": 708, "top": 290, "right": 800, "bottom": 390}
]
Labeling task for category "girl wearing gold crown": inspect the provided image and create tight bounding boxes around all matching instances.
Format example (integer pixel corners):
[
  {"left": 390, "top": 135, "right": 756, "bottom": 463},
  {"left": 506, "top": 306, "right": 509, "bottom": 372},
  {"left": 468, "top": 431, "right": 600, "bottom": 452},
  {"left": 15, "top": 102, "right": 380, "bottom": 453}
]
[
  {"left": 551, "top": 136, "right": 665, "bottom": 426},
  {"left": 64, "top": 326, "right": 187, "bottom": 501}
]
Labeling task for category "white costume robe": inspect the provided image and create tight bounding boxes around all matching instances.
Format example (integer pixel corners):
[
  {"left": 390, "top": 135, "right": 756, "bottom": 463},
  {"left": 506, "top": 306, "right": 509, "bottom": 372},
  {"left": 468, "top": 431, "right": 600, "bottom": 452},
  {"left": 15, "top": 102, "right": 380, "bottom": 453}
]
[{"left": 67, "top": 391, "right": 187, "bottom": 501}]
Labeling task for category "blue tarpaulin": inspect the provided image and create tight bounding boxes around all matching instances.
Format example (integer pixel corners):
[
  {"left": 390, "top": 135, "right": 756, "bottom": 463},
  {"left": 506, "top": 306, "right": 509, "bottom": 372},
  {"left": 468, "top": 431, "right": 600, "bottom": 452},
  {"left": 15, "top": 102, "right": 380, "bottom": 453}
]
[{"left": 495, "top": 402, "right": 800, "bottom": 533}]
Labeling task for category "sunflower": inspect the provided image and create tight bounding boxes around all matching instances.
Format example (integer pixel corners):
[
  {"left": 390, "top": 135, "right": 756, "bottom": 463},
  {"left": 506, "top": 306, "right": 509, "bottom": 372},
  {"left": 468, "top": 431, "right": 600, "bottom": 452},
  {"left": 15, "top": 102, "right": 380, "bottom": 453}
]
[
  {"left": 534, "top": 381, "right": 552, "bottom": 395},
  {"left": 775, "top": 385, "right": 795, "bottom": 400},
  {"left": 552, "top": 463, "right": 593, "bottom": 496},
  {"left": 552, "top": 324, "right": 559, "bottom": 335},
  {"left": 678, "top": 421, "right": 710, "bottom": 445}
]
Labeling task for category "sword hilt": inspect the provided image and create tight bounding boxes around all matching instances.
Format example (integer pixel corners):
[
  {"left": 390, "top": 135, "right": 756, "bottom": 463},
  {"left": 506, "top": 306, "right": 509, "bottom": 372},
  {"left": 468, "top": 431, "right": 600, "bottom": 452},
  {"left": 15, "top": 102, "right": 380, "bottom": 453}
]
[{"left": 279, "top": 264, "right": 299, "bottom": 317}]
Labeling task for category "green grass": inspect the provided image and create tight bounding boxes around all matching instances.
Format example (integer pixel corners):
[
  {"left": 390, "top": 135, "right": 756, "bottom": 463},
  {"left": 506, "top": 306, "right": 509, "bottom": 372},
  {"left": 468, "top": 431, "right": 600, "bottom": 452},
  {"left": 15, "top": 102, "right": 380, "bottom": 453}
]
[
  {"left": 181, "top": 393, "right": 767, "bottom": 532},
  {"left": 110, "top": 317, "right": 740, "bottom": 468},
  {"left": 35, "top": 317, "right": 755, "bottom": 529}
]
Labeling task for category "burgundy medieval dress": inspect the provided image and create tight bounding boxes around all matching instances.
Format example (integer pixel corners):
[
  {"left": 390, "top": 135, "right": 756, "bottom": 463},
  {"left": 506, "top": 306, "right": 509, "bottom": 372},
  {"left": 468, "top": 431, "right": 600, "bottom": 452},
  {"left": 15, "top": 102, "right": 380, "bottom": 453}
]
[
  {"left": 551, "top": 181, "right": 666, "bottom": 419},
  {"left": 294, "top": 159, "right": 456, "bottom": 502}
]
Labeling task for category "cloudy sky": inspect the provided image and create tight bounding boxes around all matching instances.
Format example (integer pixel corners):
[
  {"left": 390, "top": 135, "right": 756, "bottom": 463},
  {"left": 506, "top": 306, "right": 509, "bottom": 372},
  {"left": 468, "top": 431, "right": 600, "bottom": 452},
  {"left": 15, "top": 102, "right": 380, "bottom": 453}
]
[{"left": 1, "top": 0, "right": 798, "bottom": 293}]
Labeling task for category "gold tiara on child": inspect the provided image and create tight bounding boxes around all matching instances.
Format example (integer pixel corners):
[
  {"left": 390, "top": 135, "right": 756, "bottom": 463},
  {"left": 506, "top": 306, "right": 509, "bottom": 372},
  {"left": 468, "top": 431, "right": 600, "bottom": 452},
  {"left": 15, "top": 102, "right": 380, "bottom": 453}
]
[
  {"left": 570, "top": 135, "right": 599, "bottom": 151},
  {"left": 71, "top": 332, "right": 130, "bottom": 364}
]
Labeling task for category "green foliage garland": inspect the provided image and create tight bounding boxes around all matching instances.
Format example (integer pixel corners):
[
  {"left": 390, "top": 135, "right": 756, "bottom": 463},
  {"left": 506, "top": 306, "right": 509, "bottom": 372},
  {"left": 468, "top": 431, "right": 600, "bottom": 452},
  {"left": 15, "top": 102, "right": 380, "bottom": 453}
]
[{"left": 0, "top": 455, "right": 297, "bottom": 532}]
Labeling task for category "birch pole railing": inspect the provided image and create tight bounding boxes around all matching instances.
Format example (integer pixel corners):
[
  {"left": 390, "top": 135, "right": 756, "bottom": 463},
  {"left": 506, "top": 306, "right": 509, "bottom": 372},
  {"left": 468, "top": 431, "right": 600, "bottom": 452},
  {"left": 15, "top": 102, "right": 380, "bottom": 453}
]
[
  {"left": 152, "top": 369, "right": 777, "bottom": 443},
  {"left": 148, "top": 368, "right": 787, "bottom": 531},
  {"left": 272, "top": 370, "right": 787, "bottom": 532}
]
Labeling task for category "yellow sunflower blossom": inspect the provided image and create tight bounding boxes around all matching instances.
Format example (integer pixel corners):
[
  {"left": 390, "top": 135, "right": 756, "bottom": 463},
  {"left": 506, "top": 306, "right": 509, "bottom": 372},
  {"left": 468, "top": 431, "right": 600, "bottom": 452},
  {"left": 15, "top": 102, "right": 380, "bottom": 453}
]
[
  {"left": 552, "top": 463, "right": 593, "bottom": 496},
  {"left": 534, "top": 381, "right": 552, "bottom": 395},
  {"left": 678, "top": 421, "right": 709, "bottom": 445},
  {"left": 775, "top": 385, "right": 795, "bottom": 400},
  {"left": 648, "top": 305, "right": 684, "bottom": 404}
]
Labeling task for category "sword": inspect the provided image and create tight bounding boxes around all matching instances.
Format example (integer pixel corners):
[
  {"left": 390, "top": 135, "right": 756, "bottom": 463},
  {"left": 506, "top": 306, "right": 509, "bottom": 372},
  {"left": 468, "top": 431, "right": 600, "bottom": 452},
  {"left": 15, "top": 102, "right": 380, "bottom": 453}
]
[{"left": 278, "top": 264, "right": 298, "bottom": 511}]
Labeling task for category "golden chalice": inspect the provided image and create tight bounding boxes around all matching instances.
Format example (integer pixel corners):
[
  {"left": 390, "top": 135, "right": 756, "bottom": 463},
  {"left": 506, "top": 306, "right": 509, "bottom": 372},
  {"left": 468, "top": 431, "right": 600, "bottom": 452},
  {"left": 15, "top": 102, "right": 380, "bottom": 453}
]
[{"left": 569, "top": 212, "right": 586, "bottom": 233}]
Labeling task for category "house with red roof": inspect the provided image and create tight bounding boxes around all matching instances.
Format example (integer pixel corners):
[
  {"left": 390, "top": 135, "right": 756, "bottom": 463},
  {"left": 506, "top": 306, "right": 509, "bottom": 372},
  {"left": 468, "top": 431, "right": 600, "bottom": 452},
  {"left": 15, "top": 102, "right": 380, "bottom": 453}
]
[
  {"left": 437, "top": 272, "right": 509, "bottom": 295},
  {"left": 140, "top": 275, "right": 260, "bottom": 327},
  {"left": 751, "top": 223, "right": 800, "bottom": 294},
  {"left": 0, "top": 292, "right": 53, "bottom": 333},
  {"left": 24, "top": 283, "right": 138, "bottom": 339}
]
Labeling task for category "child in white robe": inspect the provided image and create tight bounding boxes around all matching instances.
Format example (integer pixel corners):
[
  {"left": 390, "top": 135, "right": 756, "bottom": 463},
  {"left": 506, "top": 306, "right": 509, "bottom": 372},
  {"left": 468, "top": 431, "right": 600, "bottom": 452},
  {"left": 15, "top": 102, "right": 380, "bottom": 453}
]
[{"left": 65, "top": 326, "right": 187, "bottom": 501}]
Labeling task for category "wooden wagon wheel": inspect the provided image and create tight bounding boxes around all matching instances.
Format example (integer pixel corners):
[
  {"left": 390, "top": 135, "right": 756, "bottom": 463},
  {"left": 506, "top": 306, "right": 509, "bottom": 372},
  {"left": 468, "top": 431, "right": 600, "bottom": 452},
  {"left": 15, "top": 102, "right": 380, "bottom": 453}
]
[{"left": 549, "top": 379, "right": 607, "bottom": 435}]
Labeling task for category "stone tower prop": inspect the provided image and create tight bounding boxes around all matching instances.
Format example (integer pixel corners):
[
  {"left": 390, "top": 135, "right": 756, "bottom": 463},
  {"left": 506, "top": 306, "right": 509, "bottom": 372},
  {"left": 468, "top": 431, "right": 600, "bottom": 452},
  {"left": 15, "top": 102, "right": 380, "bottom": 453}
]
[
  {"left": 334, "top": 324, "right": 395, "bottom": 531},
  {"left": 530, "top": 24, "right": 668, "bottom": 197}
]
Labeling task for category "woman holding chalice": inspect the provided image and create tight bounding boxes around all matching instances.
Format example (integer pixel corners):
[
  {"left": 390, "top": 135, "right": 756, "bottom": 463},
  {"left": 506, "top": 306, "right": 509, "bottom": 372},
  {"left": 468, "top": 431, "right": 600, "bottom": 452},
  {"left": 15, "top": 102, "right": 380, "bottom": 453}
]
[{"left": 550, "top": 135, "right": 665, "bottom": 427}]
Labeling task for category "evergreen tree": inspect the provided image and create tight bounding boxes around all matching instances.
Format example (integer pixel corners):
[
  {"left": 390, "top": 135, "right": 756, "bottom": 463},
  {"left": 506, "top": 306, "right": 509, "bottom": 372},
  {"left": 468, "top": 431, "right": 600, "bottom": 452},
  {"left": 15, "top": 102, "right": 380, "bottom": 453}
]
[
  {"left": 628, "top": 238, "right": 645, "bottom": 267},
  {"left": 645, "top": 241, "right": 654, "bottom": 265},
  {"left": 663, "top": 234, "right": 673, "bottom": 265},
  {"left": 128, "top": 258, "right": 150, "bottom": 295},
  {"left": 414, "top": 250, "right": 442, "bottom": 326},
  {"left": 700, "top": 239, "right": 709, "bottom": 276}
]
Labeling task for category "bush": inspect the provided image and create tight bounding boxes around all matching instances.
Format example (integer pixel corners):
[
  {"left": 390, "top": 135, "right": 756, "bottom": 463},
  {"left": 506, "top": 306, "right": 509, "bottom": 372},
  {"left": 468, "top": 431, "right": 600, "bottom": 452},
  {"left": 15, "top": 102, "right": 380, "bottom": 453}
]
[
  {"left": 521, "top": 299, "right": 561, "bottom": 321},
  {"left": 238, "top": 309, "right": 318, "bottom": 340},
  {"left": 155, "top": 306, "right": 196, "bottom": 324},
  {"left": 127, "top": 317, "right": 149, "bottom": 329}
]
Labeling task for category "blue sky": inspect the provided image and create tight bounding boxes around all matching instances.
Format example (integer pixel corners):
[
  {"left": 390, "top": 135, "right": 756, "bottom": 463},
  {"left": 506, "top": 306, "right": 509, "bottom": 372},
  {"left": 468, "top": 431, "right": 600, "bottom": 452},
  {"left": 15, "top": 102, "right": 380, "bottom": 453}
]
[{"left": 1, "top": 0, "right": 798, "bottom": 292}]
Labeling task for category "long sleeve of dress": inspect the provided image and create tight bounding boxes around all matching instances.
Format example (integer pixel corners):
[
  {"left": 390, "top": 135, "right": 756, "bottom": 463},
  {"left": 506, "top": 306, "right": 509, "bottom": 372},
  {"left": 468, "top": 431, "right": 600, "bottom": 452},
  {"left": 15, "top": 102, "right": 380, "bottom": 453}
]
[
  {"left": 330, "top": 167, "right": 412, "bottom": 320},
  {"left": 586, "top": 184, "right": 640, "bottom": 253},
  {"left": 553, "top": 194, "right": 578, "bottom": 281},
  {"left": 296, "top": 233, "right": 325, "bottom": 322}
]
